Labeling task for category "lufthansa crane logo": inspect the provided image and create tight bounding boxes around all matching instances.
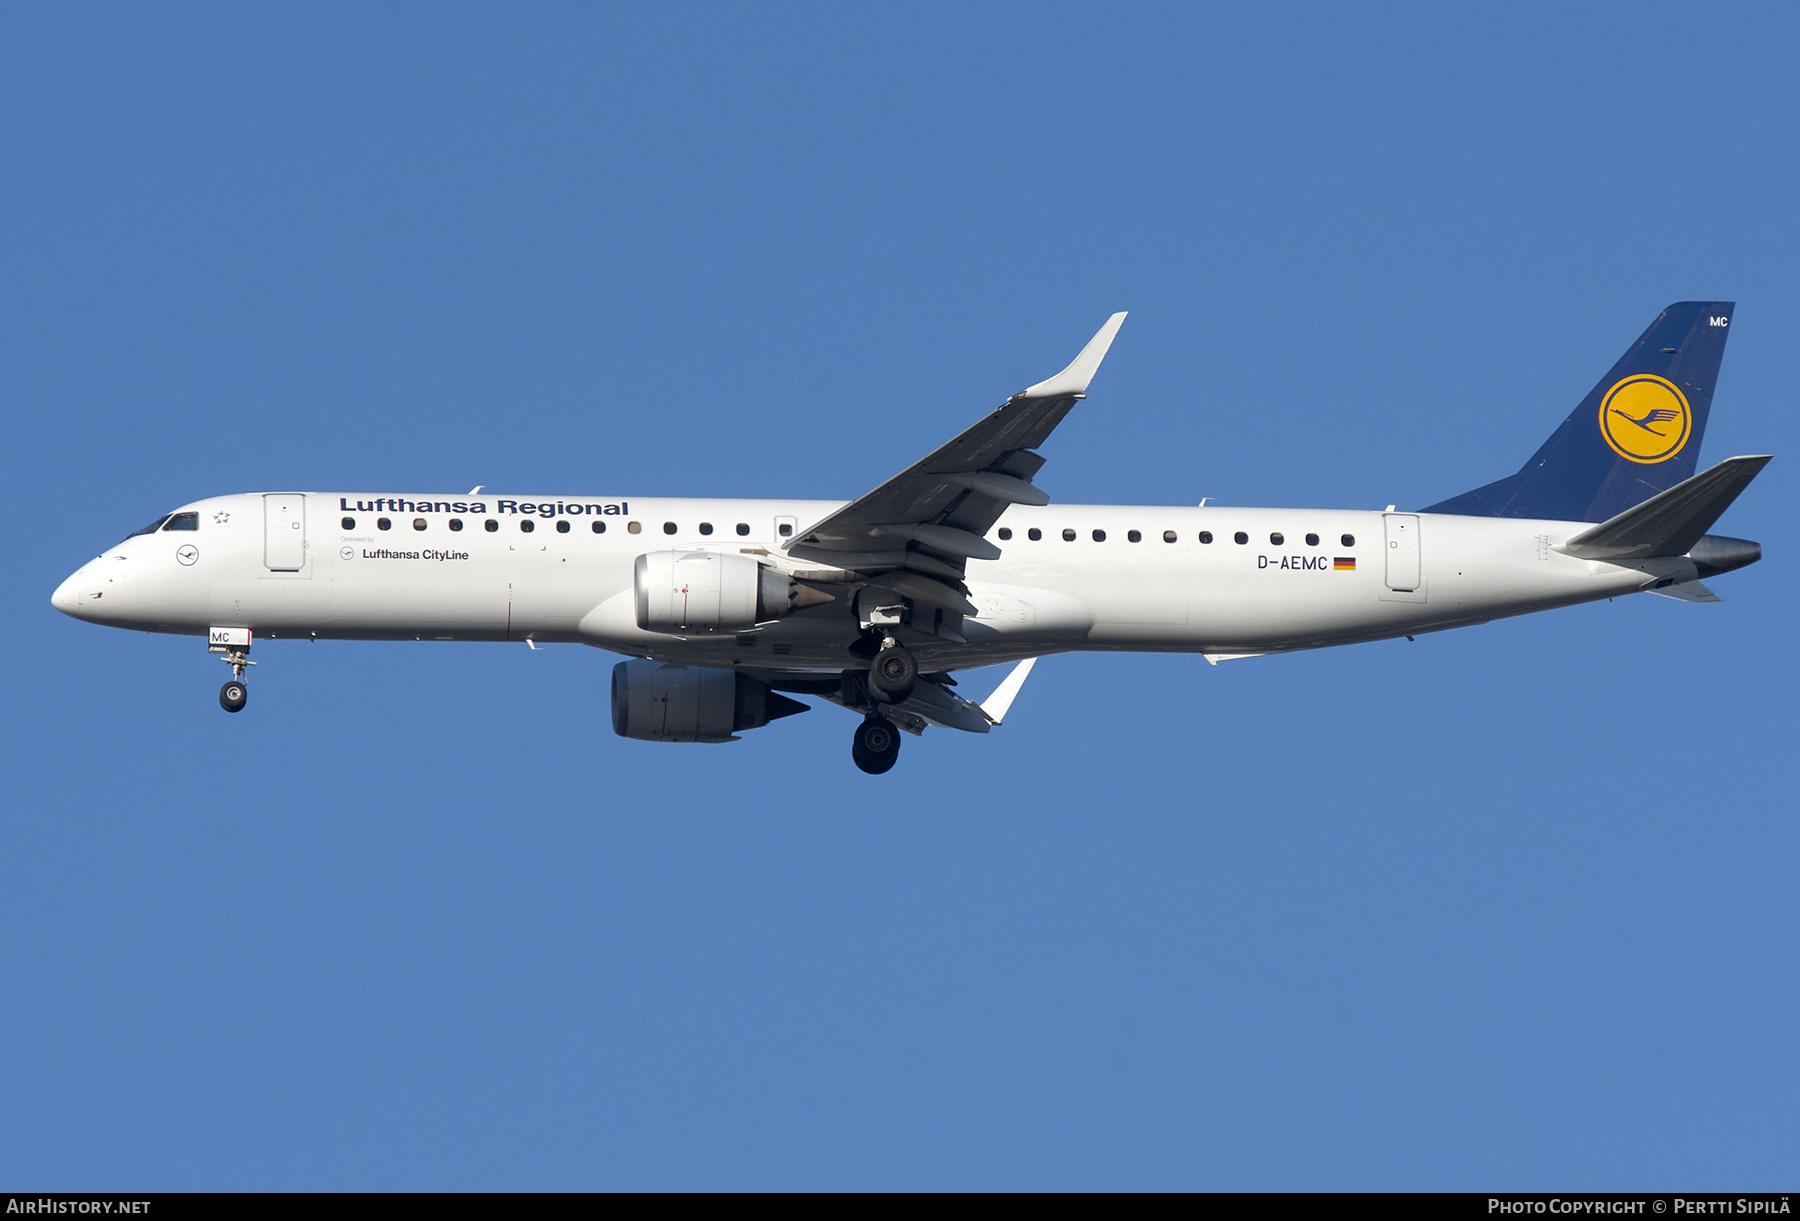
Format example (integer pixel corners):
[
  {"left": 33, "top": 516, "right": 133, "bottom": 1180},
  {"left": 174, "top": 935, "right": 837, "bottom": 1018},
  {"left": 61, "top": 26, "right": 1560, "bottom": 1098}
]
[{"left": 1599, "top": 374, "right": 1691, "bottom": 464}]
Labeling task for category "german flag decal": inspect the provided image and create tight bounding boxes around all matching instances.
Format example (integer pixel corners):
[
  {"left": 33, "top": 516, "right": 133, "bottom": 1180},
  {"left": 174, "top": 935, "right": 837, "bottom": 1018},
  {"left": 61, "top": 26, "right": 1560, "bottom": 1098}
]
[{"left": 1334, "top": 557, "right": 1356, "bottom": 571}]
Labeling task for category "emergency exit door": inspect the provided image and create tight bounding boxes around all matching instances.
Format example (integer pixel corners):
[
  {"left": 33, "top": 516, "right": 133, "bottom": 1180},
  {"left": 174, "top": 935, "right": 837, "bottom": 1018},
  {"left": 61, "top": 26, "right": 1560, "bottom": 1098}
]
[
  {"left": 1384, "top": 513, "right": 1420, "bottom": 592},
  {"left": 264, "top": 494, "right": 307, "bottom": 571}
]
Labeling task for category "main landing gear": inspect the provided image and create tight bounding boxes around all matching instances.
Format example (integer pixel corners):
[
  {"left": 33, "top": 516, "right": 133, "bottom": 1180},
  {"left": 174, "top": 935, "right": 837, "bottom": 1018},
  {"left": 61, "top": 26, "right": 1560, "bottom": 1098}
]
[
  {"left": 868, "top": 642, "right": 918, "bottom": 703},
  {"left": 850, "top": 637, "right": 916, "bottom": 774},
  {"left": 852, "top": 715, "right": 901, "bottom": 775}
]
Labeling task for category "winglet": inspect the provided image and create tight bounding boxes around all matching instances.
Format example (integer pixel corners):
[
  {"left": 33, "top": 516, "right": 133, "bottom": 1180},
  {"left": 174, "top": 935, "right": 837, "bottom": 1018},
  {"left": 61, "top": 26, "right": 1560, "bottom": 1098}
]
[
  {"left": 978, "top": 658, "right": 1037, "bottom": 725},
  {"left": 1019, "top": 313, "right": 1127, "bottom": 399}
]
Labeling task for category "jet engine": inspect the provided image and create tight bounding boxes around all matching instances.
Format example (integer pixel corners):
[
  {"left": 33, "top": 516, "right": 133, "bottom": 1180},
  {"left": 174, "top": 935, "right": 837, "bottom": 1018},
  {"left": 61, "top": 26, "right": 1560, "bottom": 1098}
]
[
  {"left": 635, "top": 550, "right": 802, "bottom": 634},
  {"left": 610, "top": 659, "right": 809, "bottom": 742}
]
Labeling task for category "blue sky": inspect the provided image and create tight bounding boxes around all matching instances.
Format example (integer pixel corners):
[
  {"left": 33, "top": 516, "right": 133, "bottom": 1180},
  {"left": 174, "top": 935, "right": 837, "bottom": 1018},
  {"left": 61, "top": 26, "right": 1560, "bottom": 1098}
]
[{"left": 4, "top": 2, "right": 1796, "bottom": 1190}]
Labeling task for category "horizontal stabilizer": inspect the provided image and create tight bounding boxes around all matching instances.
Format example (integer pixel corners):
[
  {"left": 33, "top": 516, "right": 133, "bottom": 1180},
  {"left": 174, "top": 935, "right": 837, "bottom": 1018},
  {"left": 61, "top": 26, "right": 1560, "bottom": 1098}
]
[
  {"left": 1647, "top": 580, "right": 1721, "bottom": 603},
  {"left": 1559, "top": 455, "right": 1771, "bottom": 561}
]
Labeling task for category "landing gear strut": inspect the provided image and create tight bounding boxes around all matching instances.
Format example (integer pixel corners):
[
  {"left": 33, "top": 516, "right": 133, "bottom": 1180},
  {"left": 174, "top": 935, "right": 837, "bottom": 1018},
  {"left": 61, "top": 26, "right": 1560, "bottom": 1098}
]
[{"left": 852, "top": 715, "right": 901, "bottom": 775}]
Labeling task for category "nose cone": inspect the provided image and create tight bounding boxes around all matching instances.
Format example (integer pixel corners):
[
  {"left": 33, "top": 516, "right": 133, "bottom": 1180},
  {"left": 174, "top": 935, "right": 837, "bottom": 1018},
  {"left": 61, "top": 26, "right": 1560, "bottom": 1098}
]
[{"left": 51, "top": 569, "right": 88, "bottom": 619}]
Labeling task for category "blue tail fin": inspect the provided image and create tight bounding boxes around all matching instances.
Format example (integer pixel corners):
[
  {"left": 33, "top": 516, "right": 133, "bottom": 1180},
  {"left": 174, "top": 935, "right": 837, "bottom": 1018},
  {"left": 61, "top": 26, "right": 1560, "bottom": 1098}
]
[{"left": 1422, "top": 302, "right": 1735, "bottom": 522}]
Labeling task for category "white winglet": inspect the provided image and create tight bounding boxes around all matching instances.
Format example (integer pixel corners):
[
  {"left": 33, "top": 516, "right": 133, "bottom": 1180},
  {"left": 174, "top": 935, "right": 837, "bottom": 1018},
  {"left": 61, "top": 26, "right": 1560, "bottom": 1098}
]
[
  {"left": 978, "top": 658, "right": 1037, "bottom": 725},
  {"left": 1019, "top": 312, "right": 1128, "bottom": 399}
]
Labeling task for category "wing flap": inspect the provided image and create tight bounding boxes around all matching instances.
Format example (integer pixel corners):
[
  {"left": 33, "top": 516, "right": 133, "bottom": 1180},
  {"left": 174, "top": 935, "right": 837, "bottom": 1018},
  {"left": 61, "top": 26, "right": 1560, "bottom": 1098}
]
[
  {"left": 938, "top": 470, "right": 1051, "bottom": 506},
  {"left": 865, "top": 570, "right": 979, "bottom": 618}
]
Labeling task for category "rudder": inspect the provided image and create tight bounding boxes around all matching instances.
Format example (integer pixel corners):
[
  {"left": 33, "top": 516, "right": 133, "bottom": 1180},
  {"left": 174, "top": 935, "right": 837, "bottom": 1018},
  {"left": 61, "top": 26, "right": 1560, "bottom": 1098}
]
[{"left": 1423, "top": 302, "right": 1734, "bottom": 522}]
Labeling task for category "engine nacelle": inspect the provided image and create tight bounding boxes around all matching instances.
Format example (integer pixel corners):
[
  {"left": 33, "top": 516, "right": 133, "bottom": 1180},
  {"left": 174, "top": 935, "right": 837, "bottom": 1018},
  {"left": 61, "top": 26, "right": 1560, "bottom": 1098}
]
[
  {"left": 634, "top": 550, "right": 796, "bottom": 634},
  {"left": 610, "top": 660, "right": 808, "bottom": 743}
]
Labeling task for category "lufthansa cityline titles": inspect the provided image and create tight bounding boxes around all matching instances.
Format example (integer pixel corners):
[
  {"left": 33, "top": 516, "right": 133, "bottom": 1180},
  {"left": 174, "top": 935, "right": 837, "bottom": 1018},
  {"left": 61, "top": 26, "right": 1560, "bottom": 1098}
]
[
  {"left": 337, "top": 497, "right": 629, "bottom": 518},
  {"left": 359, "top": 548, "right": 471, "bottom": 562}
]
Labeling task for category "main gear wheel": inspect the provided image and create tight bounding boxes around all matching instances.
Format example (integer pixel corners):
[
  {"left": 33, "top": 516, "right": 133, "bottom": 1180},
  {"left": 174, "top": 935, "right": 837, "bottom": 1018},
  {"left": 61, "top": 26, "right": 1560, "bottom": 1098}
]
[{"left": 851, "top": 715, "right": 901, "bottom": 774}]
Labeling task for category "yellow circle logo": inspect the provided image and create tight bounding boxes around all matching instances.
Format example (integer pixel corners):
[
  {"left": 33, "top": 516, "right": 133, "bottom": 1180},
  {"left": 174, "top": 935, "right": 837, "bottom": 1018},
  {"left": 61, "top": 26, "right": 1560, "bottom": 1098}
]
[{"left": 1599, "top": 374, "right": 1691, "bottom": 463}]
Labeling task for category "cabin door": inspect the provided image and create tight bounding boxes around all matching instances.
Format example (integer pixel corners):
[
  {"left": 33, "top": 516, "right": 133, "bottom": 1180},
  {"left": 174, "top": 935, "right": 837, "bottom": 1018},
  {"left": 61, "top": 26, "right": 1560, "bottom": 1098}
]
[
  {"left": 1384, "top": 514, "right": 1420, "bottom": 592},
  {"left": 263, "top": 494, "right": 307, "bottom": 571}
]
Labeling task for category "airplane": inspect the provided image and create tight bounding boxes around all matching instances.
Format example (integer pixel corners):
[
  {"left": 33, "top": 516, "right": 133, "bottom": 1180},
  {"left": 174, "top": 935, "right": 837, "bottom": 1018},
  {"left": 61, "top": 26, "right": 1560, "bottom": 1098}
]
[{"left": 51, "top": 302, "right": 1768, "bottom": 774}]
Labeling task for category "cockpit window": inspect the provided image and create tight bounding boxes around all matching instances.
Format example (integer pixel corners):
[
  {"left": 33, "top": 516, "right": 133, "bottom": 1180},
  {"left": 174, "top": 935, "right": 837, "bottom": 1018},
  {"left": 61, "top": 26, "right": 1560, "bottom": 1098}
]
[
  {"left": 122, "top": 514, "right": 173, "bottom": 542},
  {"left": 162, "top": 512, "right": 199, "bottom": 531}
]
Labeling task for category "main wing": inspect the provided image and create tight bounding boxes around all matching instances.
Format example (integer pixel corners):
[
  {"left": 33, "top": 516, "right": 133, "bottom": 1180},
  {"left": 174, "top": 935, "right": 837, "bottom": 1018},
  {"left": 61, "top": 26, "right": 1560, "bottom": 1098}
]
[{"left": 783, "top": 313, "right": 1127, "bottom": 618}]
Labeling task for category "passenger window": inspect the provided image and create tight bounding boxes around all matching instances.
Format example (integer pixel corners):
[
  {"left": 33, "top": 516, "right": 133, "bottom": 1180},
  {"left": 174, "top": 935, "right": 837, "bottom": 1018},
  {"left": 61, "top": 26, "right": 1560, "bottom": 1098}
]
[
  {"left": 1028, "top": 528, "right": 1042, "bottom": 541},
  {"left": 1306, "top": 533, "right": 1320, "bottom": 546},
  {"left": 592, "top": 521, "right": 605, "bottom": 534},
  {"left": 1341, "top": 533, "right": 1355, "bottom": 547},
  {"left": 449, "top": 519, "right": 463, "bottom": 532},
  {"left": 1199, "top": 531, "right": 1213, "bottom": 544},
  {"left": 699, "top": 523, "right": 713, "bottom": 536},
  {"left": 664, "top": 522, "right": 677, "bottom": 535},
  {"left": 1093, "top": 529, "right": 1106, "bottom": 542},
  {"left": 1234, "top": 531, "right": 1248, "bottom": 545},
  {"left": 998, "top": 527, "right": 1012, "bottom": 540},
  {"left": 778, "top": 523, "right": 794, "bottom": 537},
  {"left": 1163, "top": 530, "right": 1177, "bottom": 543},
  {"left": 1270, "top": 532, "right": 1284, "bottom": 545},
  {"left": 736, "top": 523, "right": 750, "bottom": 536},
  {"left": 162, "top": 512, "right": 199, "bottom": 531},
  {"left": 1062, "top": 528, "right": 1076, "bottom": 541},
  {"left": 341, "top": 517, "right": 355, "bottom": 530},
  {"left": 485, "top": 520, "right": 498, "bottom": 533},
  {"left": 628, "top": 522, "right": 642, "bottom": 534},
  {"left": 556, "top": 520, "right": 570, "bottom": 533},
  {"left": 521, "top": 519, "right": 535, "bottom": 533},
  {"left": 413, "top": 518, "right": 427, "bottom": 531},
  {"left": 378, "top": 518, "right": 392, "bottom": 531},
  {"left": 1127, "top": 530, "right": 1141, "bottom": 543}
]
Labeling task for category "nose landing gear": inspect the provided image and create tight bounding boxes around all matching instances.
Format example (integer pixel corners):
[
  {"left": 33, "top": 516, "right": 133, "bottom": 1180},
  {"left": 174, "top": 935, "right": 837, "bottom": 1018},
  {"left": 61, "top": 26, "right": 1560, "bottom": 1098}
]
[
  {"left": 852, "top": 715, "right": 901, "bottom": 775},
  {"left": 209, "top": 626, "right": 255, "bottom": 713}
]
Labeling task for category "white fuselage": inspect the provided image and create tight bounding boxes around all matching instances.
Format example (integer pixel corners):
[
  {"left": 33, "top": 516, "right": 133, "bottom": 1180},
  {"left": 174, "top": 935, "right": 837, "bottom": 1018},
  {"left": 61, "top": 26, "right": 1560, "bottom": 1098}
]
[{"left": 51, "top": 491, "right": 1695, "bottom": 672}]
